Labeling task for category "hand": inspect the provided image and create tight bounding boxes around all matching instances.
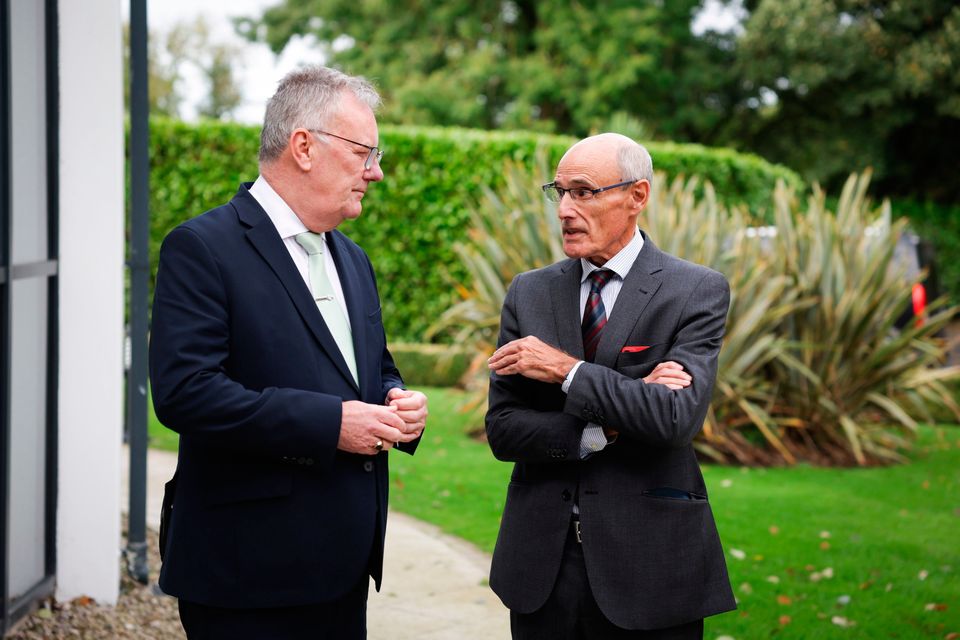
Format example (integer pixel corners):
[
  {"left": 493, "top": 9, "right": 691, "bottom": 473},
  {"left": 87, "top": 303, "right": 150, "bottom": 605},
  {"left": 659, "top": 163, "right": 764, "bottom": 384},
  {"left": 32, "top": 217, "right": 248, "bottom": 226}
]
[
  {"left": 487, "top": 336, "right": 578, "bottom": 383},
  {"left": 338, "top": 400, "right": 409, "bottom": 455},
  {"left": 386, "top": 388, "right": 428, "bottom": 440},
  {"left": 643, "top": 361, "right": 692, "bottom": 390}
]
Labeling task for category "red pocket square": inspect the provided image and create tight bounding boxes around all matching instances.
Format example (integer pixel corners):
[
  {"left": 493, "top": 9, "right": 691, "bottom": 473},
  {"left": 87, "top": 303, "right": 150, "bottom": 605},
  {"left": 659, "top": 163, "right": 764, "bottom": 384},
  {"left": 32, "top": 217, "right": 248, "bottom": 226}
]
[{"left": 621, "top": 345, "right": 650, "bottom": 353}]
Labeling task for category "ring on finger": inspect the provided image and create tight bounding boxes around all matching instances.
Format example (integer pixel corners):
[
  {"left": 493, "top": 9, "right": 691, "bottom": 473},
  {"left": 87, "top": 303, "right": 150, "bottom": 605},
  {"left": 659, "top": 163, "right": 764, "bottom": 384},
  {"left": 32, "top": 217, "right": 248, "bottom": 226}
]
[{"left": 374, "top": 439, "right": 384, "bottom": 452}]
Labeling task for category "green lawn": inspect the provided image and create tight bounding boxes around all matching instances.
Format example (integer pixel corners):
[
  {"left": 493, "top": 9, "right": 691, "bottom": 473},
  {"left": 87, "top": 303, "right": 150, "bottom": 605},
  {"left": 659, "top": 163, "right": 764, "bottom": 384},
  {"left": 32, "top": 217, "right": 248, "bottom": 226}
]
[{"left": 149, "top": 387, "right": 960, "bottom": 638}]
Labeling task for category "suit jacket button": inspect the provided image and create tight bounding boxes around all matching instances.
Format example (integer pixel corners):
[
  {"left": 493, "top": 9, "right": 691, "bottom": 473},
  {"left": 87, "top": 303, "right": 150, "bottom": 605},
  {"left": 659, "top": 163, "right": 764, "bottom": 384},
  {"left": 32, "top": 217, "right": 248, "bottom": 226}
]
[
  {"left": 297, "top": 457, "right": 306, "bottom": 465},
  {"left": 305, "top": 458, "right": 315, "bottom": 466},
  {"left": 561, "top": 489, "right": 571, "bottom": 502},
  {"left": 363, "top": 461, "right": 374, "bottom": 472}
]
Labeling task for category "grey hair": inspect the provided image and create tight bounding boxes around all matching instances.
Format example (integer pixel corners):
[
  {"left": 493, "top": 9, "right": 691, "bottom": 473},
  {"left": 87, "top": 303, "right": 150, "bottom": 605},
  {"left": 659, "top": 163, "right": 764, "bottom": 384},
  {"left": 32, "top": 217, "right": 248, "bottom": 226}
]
[
  {"left": 617, "top": 140, "right": 654, "bottom": 187},
  {"left": 258, "top": 65, "right": 381, "bottom": 164}
]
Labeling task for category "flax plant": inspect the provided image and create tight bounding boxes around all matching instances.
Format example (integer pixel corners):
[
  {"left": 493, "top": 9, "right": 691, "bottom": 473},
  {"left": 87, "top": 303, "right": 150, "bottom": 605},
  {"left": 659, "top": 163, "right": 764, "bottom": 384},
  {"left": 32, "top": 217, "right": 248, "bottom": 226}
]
[{"left": 433, "top": 159, "right": 959, "bottom": 464}]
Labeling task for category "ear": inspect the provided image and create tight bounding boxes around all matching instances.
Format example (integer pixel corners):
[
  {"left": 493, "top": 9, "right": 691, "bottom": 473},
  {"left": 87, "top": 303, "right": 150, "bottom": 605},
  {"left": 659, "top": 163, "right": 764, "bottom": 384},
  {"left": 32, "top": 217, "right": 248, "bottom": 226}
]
[
  {"left": 631, "top": 179, "right": 650, "bottom": 212},
  {"left": 289, "top": 128, "right": 315, "bottom": 171}
]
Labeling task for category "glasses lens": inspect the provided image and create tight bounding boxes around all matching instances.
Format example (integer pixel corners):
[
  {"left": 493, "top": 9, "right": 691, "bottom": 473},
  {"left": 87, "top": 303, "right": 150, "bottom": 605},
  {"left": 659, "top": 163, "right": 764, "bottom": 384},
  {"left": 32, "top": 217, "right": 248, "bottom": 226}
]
[
  {"left": 542, "top": 185, "right": 561, "bottom": 202},
  {"left": 365, "top": 148, "right": 383, "bottom": 170}
]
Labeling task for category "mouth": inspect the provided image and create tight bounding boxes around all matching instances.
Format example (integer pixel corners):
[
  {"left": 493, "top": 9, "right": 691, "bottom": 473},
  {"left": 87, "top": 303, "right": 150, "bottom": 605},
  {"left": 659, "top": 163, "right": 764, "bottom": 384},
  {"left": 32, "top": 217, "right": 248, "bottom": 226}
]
[{"left": 563, "top": 228, "right": 586, "bottom": 239}]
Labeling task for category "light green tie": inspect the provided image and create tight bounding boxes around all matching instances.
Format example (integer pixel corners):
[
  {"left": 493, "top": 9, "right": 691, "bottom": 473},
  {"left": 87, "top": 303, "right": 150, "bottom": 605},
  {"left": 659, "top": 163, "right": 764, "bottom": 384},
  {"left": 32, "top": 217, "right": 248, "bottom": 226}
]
[{"left": 295, "top": 232, "right": 358, "bottom": 385}]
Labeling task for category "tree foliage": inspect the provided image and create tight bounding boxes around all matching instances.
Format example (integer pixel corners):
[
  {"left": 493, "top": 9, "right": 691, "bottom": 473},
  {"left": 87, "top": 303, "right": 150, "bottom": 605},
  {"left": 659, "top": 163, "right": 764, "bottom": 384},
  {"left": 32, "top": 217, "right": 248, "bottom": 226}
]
[
  {"left": 731, "top": 0, "right": 960, "bottom": 201},
  {"left": 236, "top": 0, "right": 741, "bottom": 140},
  {"left": 238, "top": 0, "right": 959, "bottom": 205}
]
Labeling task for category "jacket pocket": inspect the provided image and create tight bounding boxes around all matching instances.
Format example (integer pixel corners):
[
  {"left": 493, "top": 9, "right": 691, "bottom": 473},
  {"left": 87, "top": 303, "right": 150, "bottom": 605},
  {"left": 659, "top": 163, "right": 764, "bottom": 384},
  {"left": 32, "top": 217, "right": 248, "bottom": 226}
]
[{"left": 203, "top": 469, "right": 293, "bottom": 507}]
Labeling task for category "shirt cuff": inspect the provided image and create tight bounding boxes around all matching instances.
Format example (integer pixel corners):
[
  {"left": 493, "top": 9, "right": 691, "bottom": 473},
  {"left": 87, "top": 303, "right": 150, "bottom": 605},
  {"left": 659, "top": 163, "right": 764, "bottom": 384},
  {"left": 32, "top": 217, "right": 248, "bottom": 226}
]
[{"left": 561, "top": 360, "right": 584, "bottom": 394}]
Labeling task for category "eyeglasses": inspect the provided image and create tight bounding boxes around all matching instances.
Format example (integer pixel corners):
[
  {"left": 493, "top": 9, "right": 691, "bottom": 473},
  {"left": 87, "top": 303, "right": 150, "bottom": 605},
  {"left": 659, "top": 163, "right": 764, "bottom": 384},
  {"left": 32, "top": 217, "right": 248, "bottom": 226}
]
[
  {"left": 309, "top": 129, "right": 384, "bottom": 170},
  {"left": 541, "top": 180, "right": 638, "bottom": 203}
]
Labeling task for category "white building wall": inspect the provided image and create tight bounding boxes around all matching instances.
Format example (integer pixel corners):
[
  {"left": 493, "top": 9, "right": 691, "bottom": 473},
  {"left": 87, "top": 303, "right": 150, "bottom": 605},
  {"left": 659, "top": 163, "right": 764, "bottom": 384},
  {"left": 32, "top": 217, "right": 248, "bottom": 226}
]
[{"left": 55, "top": 0, "right": 125, "bottom": 604}]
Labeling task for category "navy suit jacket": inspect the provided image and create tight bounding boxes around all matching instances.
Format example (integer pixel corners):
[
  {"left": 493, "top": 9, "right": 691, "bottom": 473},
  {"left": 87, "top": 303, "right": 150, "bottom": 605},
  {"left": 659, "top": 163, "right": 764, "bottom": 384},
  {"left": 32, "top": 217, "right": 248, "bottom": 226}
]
[{"left": 149, "top": 183, "right": 416, "bottom": 608}]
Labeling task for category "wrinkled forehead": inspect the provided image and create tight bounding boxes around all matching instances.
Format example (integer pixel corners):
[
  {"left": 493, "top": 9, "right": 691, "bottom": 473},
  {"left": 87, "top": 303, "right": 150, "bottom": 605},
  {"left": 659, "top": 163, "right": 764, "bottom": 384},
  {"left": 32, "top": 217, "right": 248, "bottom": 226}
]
[{"left": 556, "top": 139, "right": 619, "bottom": 184}]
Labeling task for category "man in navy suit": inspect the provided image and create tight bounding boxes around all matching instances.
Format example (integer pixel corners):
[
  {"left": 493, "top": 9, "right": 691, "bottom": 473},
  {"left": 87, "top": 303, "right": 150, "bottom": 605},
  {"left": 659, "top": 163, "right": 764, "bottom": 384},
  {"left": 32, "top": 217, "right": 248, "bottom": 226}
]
[{"left": 149, "top": 65, "right": 427, "bottom": 639}]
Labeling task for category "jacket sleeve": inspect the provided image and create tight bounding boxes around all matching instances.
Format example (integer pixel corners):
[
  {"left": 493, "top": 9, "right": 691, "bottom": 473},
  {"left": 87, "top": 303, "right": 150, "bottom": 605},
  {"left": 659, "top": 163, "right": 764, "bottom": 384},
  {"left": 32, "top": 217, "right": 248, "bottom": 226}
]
[
  {"left": 485, "top": 274, "right": 586, "bottom": 464},
  {"left": 149, "top": 226, "right": 343, "bottom": 467},
  {"left": 563, "top": 270, "right": 730, "bottom": 448}
]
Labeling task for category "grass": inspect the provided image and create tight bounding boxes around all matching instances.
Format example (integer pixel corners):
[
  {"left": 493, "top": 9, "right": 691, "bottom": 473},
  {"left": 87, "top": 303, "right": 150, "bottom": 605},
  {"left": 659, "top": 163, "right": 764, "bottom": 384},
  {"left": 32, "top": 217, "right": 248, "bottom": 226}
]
[{"left": 149, "top": 387, "right": 960, "bottom": 638}]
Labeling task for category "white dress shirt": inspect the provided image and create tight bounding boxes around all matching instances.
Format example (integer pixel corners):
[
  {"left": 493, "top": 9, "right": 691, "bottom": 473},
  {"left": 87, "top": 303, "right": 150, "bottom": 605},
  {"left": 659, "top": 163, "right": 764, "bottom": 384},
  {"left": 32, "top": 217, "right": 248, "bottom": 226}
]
[
  {"left": 249, "top": 175, "right": 352, "bottom": 329},
  {"left": 562, "top": 228, "right": 644, "bottom": 457}
]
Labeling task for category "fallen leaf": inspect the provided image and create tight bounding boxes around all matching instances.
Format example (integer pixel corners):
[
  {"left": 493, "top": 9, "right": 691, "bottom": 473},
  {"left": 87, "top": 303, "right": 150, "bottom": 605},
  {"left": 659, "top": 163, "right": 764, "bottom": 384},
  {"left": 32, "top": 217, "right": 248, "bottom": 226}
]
[
  {"left": 810, "top": 572, "right": 823, "bottom": 582},
  {"left": 35, "top": 609, "right": 52, "bottom": 620},
  {"left": 754, "top": 554, "right": 764, "bottom": 561},
  {"left": 805, "top": 564, "right": 816, "bottom": 571},
  {"left": 820, "top": 541, "right": 831, "bottom": 550},
  {"left": 730, "top": 548, "right": 746, "bottom": 560},
  {"left": 721, "top": 479, "right": 733, "bottom": 488},
  {"left": 72, "top": 596, "right": 94, "bottom": 607},
  {"left": 944, "top": 632, "right": 959, "bottom": 639},
  {"left": 922, "top": 480, "right": 930, "bottom": 489},
  {"left": 777, "top": 595, "right": 792, "bottom": 605},
  {"left": 766, "top": 575, "right": 781, "bottom": 584},
  {"left": 820, "top": 531, "right": 832, "bottom": 539},
  {"left": 925, "top": 603, "right": 948, "bottom": 612},
  {"left": 779, "top": 615, "right": 791, "bottom": 626},
  {"left": 859, "top": 581, "right": 873, "bottom": 590},
  {"left": 919, "top": 569, "right": 930, "bottom": 580},
  {"left": 716, "top": 636, "right": 736, "bottom": 640},
  {"left": 832, "top": 615, "right": 856, "bottom": 627},
  {"left": 822, "top": 567, "right": 834, "bottom": 579},
  {"left": 739, "top": 582, "right": 753, "bottom": 594},
  {"left": 837, "top": 594, "right": 851, "bottom": 606},
  {"left": 885, "top": 583, "right": 893, "bottom": 592},
  {"left": 769, "top": 525, "right": 780, "bottom": 535}
]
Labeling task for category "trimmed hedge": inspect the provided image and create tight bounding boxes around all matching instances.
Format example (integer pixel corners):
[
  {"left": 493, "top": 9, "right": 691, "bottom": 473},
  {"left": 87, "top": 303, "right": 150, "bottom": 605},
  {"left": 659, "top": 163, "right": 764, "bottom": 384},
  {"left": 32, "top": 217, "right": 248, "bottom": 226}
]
[
  {"left": 145, "top": 118, "right": 801, "bottom": 341},
  {"left": 388, "top": 343, "right": 474, "bottom": 388}
]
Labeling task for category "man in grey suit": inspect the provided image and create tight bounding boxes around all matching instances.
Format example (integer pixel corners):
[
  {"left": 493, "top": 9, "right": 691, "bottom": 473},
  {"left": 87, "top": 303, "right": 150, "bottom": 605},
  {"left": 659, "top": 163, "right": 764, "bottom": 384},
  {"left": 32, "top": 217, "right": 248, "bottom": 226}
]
[{"left": 486, "top": 134, "right": 736, "bottom": 638}]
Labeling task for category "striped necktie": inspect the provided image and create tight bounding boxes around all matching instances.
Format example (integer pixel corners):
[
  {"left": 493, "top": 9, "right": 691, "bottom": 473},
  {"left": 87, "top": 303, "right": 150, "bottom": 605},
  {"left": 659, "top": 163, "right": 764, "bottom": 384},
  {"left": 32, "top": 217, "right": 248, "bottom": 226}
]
[
  {"left": 295, "top": 232, "right": 358, "bottom": 385},
  {"left": 581, "top": 268, "right": 615, "bottom": 362}
]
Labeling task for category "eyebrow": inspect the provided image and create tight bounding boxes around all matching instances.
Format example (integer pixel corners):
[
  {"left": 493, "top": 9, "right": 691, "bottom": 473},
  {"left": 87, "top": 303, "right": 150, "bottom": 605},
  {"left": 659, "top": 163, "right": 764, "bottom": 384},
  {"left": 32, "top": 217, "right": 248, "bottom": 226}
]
[{"left": 555, "top": 177, "right": 596, "bottom": 187}]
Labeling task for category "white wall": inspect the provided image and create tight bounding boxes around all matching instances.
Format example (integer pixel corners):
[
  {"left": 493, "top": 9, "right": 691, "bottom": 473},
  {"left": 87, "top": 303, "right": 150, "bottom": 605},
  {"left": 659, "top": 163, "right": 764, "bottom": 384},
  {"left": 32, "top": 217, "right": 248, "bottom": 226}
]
[{"left": 55, "top": 0, "right": 125, "bottom": 604}]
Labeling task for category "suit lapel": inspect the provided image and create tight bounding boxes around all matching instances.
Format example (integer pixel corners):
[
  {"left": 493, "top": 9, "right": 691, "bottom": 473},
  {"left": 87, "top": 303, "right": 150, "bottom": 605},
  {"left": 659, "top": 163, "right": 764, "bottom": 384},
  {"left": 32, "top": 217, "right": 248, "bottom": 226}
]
[
  {"left": 593, "top": 233, "right": 664, "bottom": 367},
  {"left": 233, "top": 186, "right": 360, "bottom": 392},
  {"left": 327, "top": 230, "right": 368, "bottom": 397},
  {"left": 551, "top": 259, "right": 585, "bottom": 359}
]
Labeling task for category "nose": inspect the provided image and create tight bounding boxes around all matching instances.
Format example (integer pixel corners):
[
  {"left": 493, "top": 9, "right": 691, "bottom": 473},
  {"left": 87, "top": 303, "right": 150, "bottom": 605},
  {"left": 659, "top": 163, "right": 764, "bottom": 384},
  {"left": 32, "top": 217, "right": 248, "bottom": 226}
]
[
  {"left": 365, "top": 158, "right": 384, "bottom": 182},
  {"left": 557, "top": 195, "right": 576, "bottom": 220}
]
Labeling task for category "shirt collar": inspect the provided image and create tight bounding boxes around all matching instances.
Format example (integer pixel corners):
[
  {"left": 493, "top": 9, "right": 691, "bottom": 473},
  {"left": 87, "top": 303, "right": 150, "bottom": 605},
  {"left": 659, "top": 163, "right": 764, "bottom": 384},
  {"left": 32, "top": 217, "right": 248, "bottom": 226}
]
[
  {"left": 249, "top": 175, "right": 315, "bottom": 242},
  {"left": 580, "top": 228, "right": 644, "bottom": 283}
]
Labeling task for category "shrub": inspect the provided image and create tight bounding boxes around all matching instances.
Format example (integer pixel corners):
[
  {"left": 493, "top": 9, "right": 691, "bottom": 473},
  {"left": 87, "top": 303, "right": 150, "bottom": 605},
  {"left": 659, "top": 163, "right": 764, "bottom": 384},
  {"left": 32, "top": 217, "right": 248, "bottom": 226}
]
[
  {"left": 144, "top": 118, "right": 801, "bottom": 342},
  {"left": 388, "top": 343, "right": 474, "bottom": 388},
  {"left": 439, "top": 160, "right": 960, "bottom": 465}
]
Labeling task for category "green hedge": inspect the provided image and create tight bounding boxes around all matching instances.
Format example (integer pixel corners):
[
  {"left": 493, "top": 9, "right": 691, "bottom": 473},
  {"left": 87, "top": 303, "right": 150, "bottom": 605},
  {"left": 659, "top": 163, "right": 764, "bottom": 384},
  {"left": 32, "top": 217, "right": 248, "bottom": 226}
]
[
  {"left": 145, "top": 118, "right": 801, "bottom": 341},
  {"left": 388, "top": 343, "right": 474, "bottom": 387}
]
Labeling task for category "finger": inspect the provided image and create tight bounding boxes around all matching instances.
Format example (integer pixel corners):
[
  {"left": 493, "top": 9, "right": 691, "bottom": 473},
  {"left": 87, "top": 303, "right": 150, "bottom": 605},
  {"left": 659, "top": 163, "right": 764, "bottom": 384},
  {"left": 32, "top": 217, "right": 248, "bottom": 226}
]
[
  {"left": 393, "top": 428, "right": 421, "bottom": 443},
  {"left": 376, "top": 408, "right": 406, "bottom": 432},
  {"left": 395, "top": 408, "right": 426, "bottom": 424},
  {"left": 658, "top": 361, "right": 684, "bottom": 371},
  {"left": 373, "top": 424, "right": 404, "bottom": 442},
  {"left": 386, "top": 387, "right": 409, "bottom": 402},
  {"left": 389, "top": 395, "right": 422, "bottom": 410}
]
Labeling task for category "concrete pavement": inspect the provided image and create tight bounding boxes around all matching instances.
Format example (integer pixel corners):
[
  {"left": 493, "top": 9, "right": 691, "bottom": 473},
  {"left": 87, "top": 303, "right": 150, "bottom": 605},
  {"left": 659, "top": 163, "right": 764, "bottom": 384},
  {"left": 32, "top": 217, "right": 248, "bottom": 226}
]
[{"left": 121, "top": 447, "right": 510, "bottom": 639}]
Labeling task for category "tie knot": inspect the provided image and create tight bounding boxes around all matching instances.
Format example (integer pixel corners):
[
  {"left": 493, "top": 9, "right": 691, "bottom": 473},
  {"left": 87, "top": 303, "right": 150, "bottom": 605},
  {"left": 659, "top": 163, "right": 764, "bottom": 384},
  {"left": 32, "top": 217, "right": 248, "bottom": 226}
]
[
  {"left": 295, "top": 231, "right": 325, "bottom": 256},
  {"left": 587, "top": 268, "right": 614, "bottom": 292}
]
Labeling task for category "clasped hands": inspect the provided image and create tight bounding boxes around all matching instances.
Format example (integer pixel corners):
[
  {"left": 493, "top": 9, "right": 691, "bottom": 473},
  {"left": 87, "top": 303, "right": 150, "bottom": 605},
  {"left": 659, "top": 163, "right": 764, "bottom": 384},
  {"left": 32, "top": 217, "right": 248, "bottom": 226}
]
[
  {"left": 488, "top": 335, "right": 692, "bottom": 388},
  {"left": 338, "top": 388, "right": 428, "bottom": 455}
]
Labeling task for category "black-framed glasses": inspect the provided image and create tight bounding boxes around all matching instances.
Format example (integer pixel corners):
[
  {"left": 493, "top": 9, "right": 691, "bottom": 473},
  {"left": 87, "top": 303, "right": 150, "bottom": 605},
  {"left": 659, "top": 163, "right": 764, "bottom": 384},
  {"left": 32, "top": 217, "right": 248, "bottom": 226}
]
[
  {"left": 309, "top": 129, "right": 384, "bottom": 170},
  {"left": 541, "top": 180, "right": 637, "bottom": 203}
]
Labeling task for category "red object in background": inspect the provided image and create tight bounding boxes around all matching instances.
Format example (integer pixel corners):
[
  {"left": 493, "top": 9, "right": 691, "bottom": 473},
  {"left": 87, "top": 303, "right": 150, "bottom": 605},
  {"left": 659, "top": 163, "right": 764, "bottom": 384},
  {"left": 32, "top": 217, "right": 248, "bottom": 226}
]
[{"left": 912, "top": 283, "right": 927, "bottom": 328}]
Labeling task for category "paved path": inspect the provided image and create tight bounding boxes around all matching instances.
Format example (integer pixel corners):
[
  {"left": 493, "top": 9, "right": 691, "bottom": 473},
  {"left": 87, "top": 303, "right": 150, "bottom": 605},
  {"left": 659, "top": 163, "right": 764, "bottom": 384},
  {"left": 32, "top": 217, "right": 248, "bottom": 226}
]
[{"left": 121, "top": 447, "right": 510, "bottom": 639}]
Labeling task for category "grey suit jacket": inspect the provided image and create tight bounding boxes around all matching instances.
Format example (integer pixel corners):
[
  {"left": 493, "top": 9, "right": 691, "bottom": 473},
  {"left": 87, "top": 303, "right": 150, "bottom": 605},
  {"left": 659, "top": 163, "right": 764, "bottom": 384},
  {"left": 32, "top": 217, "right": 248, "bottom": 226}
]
[{"left": 486, "top": 233, "right": 737, "bottom": 630}]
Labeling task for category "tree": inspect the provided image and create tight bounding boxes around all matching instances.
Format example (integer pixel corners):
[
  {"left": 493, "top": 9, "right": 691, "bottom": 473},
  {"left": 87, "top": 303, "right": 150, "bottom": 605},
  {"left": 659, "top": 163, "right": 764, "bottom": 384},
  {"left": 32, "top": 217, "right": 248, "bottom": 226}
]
[
  {"left": 730, "top": 0, "right": 960, "bottom": 201},
  {"left": 125, "top": 17, "right": 244, "bottom": 120},
  {"left": 123, "top": 22, "right": 187, "bottom": 117},
  {"left": 235, "top": 0, "right": 742, "bottom": 140}
]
